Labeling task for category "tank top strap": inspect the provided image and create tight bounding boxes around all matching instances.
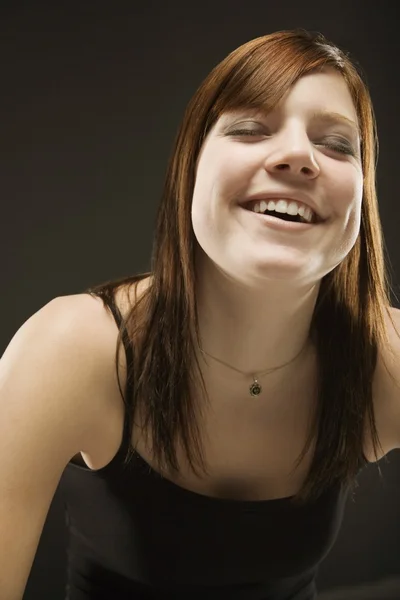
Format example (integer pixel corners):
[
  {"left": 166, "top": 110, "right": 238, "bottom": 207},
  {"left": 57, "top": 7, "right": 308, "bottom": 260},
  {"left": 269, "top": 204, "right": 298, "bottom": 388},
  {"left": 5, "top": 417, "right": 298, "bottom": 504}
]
[{"left": 86, "top": 289, "right": 135, "bottom": 457}]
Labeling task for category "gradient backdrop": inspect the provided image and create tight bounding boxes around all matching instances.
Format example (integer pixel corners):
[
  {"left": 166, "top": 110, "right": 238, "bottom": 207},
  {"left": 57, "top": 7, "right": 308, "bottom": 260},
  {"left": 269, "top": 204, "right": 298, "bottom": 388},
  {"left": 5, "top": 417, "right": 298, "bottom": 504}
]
[{"left": 1, "top": 2, "right": 399, "bottom": 598}]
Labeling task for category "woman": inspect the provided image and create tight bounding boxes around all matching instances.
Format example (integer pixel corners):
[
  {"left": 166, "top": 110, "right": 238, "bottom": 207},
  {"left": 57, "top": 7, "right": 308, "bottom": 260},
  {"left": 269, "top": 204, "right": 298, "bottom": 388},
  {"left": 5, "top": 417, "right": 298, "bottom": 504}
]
[{"left": 1, "top": 29, "right": 399, "bottom": 600}]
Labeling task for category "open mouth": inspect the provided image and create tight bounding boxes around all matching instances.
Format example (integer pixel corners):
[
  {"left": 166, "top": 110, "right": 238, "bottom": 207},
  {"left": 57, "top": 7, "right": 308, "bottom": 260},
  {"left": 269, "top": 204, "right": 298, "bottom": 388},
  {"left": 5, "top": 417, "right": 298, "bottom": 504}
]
[
  {"left": 241, "top": 205, "right": 314, "bottom": 225},
  {"left": 259, "top": 209, "right": 303, "bottom": 223}
]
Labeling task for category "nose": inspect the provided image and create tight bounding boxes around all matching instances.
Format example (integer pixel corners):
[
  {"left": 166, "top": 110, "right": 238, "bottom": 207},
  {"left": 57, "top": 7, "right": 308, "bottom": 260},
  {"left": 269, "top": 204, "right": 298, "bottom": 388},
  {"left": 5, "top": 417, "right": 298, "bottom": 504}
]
[{"left": 264, "top": 129, "right": 320, "bottom": 179}]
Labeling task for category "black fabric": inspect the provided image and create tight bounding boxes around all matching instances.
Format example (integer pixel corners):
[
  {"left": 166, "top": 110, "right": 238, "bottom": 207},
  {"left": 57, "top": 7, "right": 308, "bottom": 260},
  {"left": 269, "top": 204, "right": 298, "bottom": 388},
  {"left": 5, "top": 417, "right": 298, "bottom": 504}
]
[{"left": 58, "top": 291, "right": 353, "bottom": 599}]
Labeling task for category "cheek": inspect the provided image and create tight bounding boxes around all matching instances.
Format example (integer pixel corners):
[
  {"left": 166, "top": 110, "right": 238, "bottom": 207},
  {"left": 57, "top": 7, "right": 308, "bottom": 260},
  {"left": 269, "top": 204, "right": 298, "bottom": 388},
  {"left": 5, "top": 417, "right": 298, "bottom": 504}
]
[
  {"left": 327, "top": 162, "right": 363, "bottom": 213},
  {"left": 346, "top": 176, "right": 364, "bottom": 233},
  {"left": 337, "top": 171, "right": 364, "bottom": 248},
  {"left": 191, "top": 162, "right": 218, "bottom": 237},
  {"left": 191, "top": 154, "right": 239, "bottom": 246},
  {"left": 195, "top": 143, "right": 257, "bottom": 201}
]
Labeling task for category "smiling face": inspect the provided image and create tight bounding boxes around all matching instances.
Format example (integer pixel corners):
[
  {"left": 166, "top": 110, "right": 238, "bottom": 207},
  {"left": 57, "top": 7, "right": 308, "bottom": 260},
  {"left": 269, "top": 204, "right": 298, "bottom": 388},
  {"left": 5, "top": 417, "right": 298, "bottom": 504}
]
[{"left": 191, "top": 68, "right": 364, "bottom": 288}]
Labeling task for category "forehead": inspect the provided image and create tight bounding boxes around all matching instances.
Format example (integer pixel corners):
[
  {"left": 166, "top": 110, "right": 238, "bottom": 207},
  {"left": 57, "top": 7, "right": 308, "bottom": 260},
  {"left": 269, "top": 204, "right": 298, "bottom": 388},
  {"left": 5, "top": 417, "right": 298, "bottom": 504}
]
[{"left": 217, "top": 70, "right": 359, "bottom": 135}]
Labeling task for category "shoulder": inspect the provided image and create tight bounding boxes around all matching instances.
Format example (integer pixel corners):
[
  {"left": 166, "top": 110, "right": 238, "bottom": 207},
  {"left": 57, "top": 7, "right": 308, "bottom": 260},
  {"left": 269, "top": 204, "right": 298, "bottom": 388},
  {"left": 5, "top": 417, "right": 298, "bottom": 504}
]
[
  {"left": 45, "top": 293, "right": 128, "bottom": 429},
  {"left": 48, "top": 293, "right": 119, "bottom": 357},
  {"left": 0, "top": 293, "right": 124, "bottom": 466},
  {"left": 52, "top": 291, "right": 127, "bottom": 388},
  {"left": 56, "top": 276, "right": 152, "bottom": 387},
  {"left": 372, "top": 306, "right": 400, "bottom": 454},
  {"left": 48, "top": 292, "right": 138, "bottom": 458}
]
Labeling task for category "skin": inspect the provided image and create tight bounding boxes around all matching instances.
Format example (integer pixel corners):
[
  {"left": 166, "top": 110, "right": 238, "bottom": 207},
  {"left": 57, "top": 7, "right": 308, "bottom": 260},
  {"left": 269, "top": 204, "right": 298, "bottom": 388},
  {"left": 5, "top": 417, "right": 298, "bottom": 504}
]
[{"left": 190, "top": 68, "right": 363, "bottom": 391}]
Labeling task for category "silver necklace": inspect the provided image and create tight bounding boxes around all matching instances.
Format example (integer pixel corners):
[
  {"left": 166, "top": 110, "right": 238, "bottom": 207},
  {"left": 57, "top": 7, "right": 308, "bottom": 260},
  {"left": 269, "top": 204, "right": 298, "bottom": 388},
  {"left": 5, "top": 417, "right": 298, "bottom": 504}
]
[{"left": 197, "top": 339, "right": 309, "bottom": 397}]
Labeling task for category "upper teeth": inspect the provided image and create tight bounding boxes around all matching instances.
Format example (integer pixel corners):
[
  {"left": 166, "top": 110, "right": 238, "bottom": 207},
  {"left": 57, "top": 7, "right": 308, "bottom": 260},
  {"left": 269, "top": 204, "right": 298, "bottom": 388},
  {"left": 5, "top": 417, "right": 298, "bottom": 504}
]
[{"left": 250, "top": 199, "right": 315, "bottom": 223}]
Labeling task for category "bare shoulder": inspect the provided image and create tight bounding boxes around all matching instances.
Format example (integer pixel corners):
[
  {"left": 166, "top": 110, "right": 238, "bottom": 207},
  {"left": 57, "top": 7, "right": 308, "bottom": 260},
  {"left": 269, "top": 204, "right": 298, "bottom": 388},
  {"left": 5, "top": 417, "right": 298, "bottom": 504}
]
[
  {"left": 53, "top": 291, "right": 129, "bottom": 416},
  {"left": 18, "top": 292, "right": 127, "bottom": 454},
  {"left": 48, "top": 292, "right": 120, "bottom": 370},
  {"left": 372, "top": 306, "right": 400, "bottom": 454}
]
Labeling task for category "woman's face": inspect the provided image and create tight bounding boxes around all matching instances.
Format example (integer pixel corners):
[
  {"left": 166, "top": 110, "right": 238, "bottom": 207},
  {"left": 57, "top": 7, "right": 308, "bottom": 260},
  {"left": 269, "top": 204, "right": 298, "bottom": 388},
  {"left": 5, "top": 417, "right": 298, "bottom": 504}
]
[{"left": 191, "top": 68, "right": 364, "bottom": 287}]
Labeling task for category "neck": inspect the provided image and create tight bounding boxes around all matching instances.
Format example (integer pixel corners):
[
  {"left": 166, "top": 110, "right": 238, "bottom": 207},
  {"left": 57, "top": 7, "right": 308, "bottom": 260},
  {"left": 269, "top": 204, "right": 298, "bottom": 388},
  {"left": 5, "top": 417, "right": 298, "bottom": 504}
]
[{"left": 194, "top": 258, "right": 320, "bottom": 386}]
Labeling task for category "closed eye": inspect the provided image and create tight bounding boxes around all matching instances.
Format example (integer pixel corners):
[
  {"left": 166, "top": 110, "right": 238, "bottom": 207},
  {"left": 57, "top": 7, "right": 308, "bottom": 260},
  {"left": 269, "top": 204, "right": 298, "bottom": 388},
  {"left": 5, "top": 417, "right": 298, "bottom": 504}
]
[
  {"left": 315, "top": 139, "right": 356, "bottom": 156},
  {"left": 229, "top": 130, "right": 356, "bottom": 156},
  {"left": 228, "top": 129, "right": 264, "bottom": 137}
]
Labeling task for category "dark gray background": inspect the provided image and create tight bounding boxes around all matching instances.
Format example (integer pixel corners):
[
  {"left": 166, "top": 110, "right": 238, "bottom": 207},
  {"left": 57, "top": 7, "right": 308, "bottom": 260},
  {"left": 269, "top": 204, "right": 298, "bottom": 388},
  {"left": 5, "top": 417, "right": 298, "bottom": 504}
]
[{"left": 1, "top": 2, "right": 399, "bottom": 598}]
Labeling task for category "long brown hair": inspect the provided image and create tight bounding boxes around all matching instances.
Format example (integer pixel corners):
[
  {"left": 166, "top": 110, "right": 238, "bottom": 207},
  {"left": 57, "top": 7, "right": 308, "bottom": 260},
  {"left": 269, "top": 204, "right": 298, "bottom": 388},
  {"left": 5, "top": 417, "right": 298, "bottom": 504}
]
[{"left": 87, "top": 29, "right": 397, "bottom": 504}]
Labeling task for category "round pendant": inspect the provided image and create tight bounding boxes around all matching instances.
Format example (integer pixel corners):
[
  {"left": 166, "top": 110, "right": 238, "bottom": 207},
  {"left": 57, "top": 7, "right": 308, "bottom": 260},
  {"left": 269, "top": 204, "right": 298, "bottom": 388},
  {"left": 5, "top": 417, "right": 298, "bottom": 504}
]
[{"left": 249, "top": 380, "right": 262, "bottom": 396}]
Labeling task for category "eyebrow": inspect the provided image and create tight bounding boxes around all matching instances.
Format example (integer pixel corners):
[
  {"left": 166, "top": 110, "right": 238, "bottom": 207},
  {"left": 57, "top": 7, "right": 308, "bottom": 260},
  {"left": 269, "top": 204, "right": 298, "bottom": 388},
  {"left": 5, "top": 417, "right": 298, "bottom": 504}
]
[{"left": 309, "top": 110, "right": 360, "bottom": 137}]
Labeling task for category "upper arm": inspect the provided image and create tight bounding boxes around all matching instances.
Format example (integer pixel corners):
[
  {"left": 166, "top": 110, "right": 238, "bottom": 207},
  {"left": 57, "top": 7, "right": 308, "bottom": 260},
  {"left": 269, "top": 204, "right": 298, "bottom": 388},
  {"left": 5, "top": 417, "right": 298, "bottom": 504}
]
[{"left": 0, "top": 295, "right": 110, "bottom": 599}]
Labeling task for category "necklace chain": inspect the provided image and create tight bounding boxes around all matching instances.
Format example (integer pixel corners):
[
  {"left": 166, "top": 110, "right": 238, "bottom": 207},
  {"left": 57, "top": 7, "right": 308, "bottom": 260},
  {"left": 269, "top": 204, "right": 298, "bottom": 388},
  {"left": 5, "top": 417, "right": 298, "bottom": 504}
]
[{"left": 196, "top": 339, "right": 309, "bottom": 397}]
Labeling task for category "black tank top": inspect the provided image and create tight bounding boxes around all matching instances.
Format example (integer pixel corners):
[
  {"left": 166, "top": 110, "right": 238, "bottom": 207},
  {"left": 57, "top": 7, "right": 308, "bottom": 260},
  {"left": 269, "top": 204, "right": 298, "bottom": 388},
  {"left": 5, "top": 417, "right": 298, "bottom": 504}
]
[{"left": 58, "top": 292, "right": 357, "bottom": 600}]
